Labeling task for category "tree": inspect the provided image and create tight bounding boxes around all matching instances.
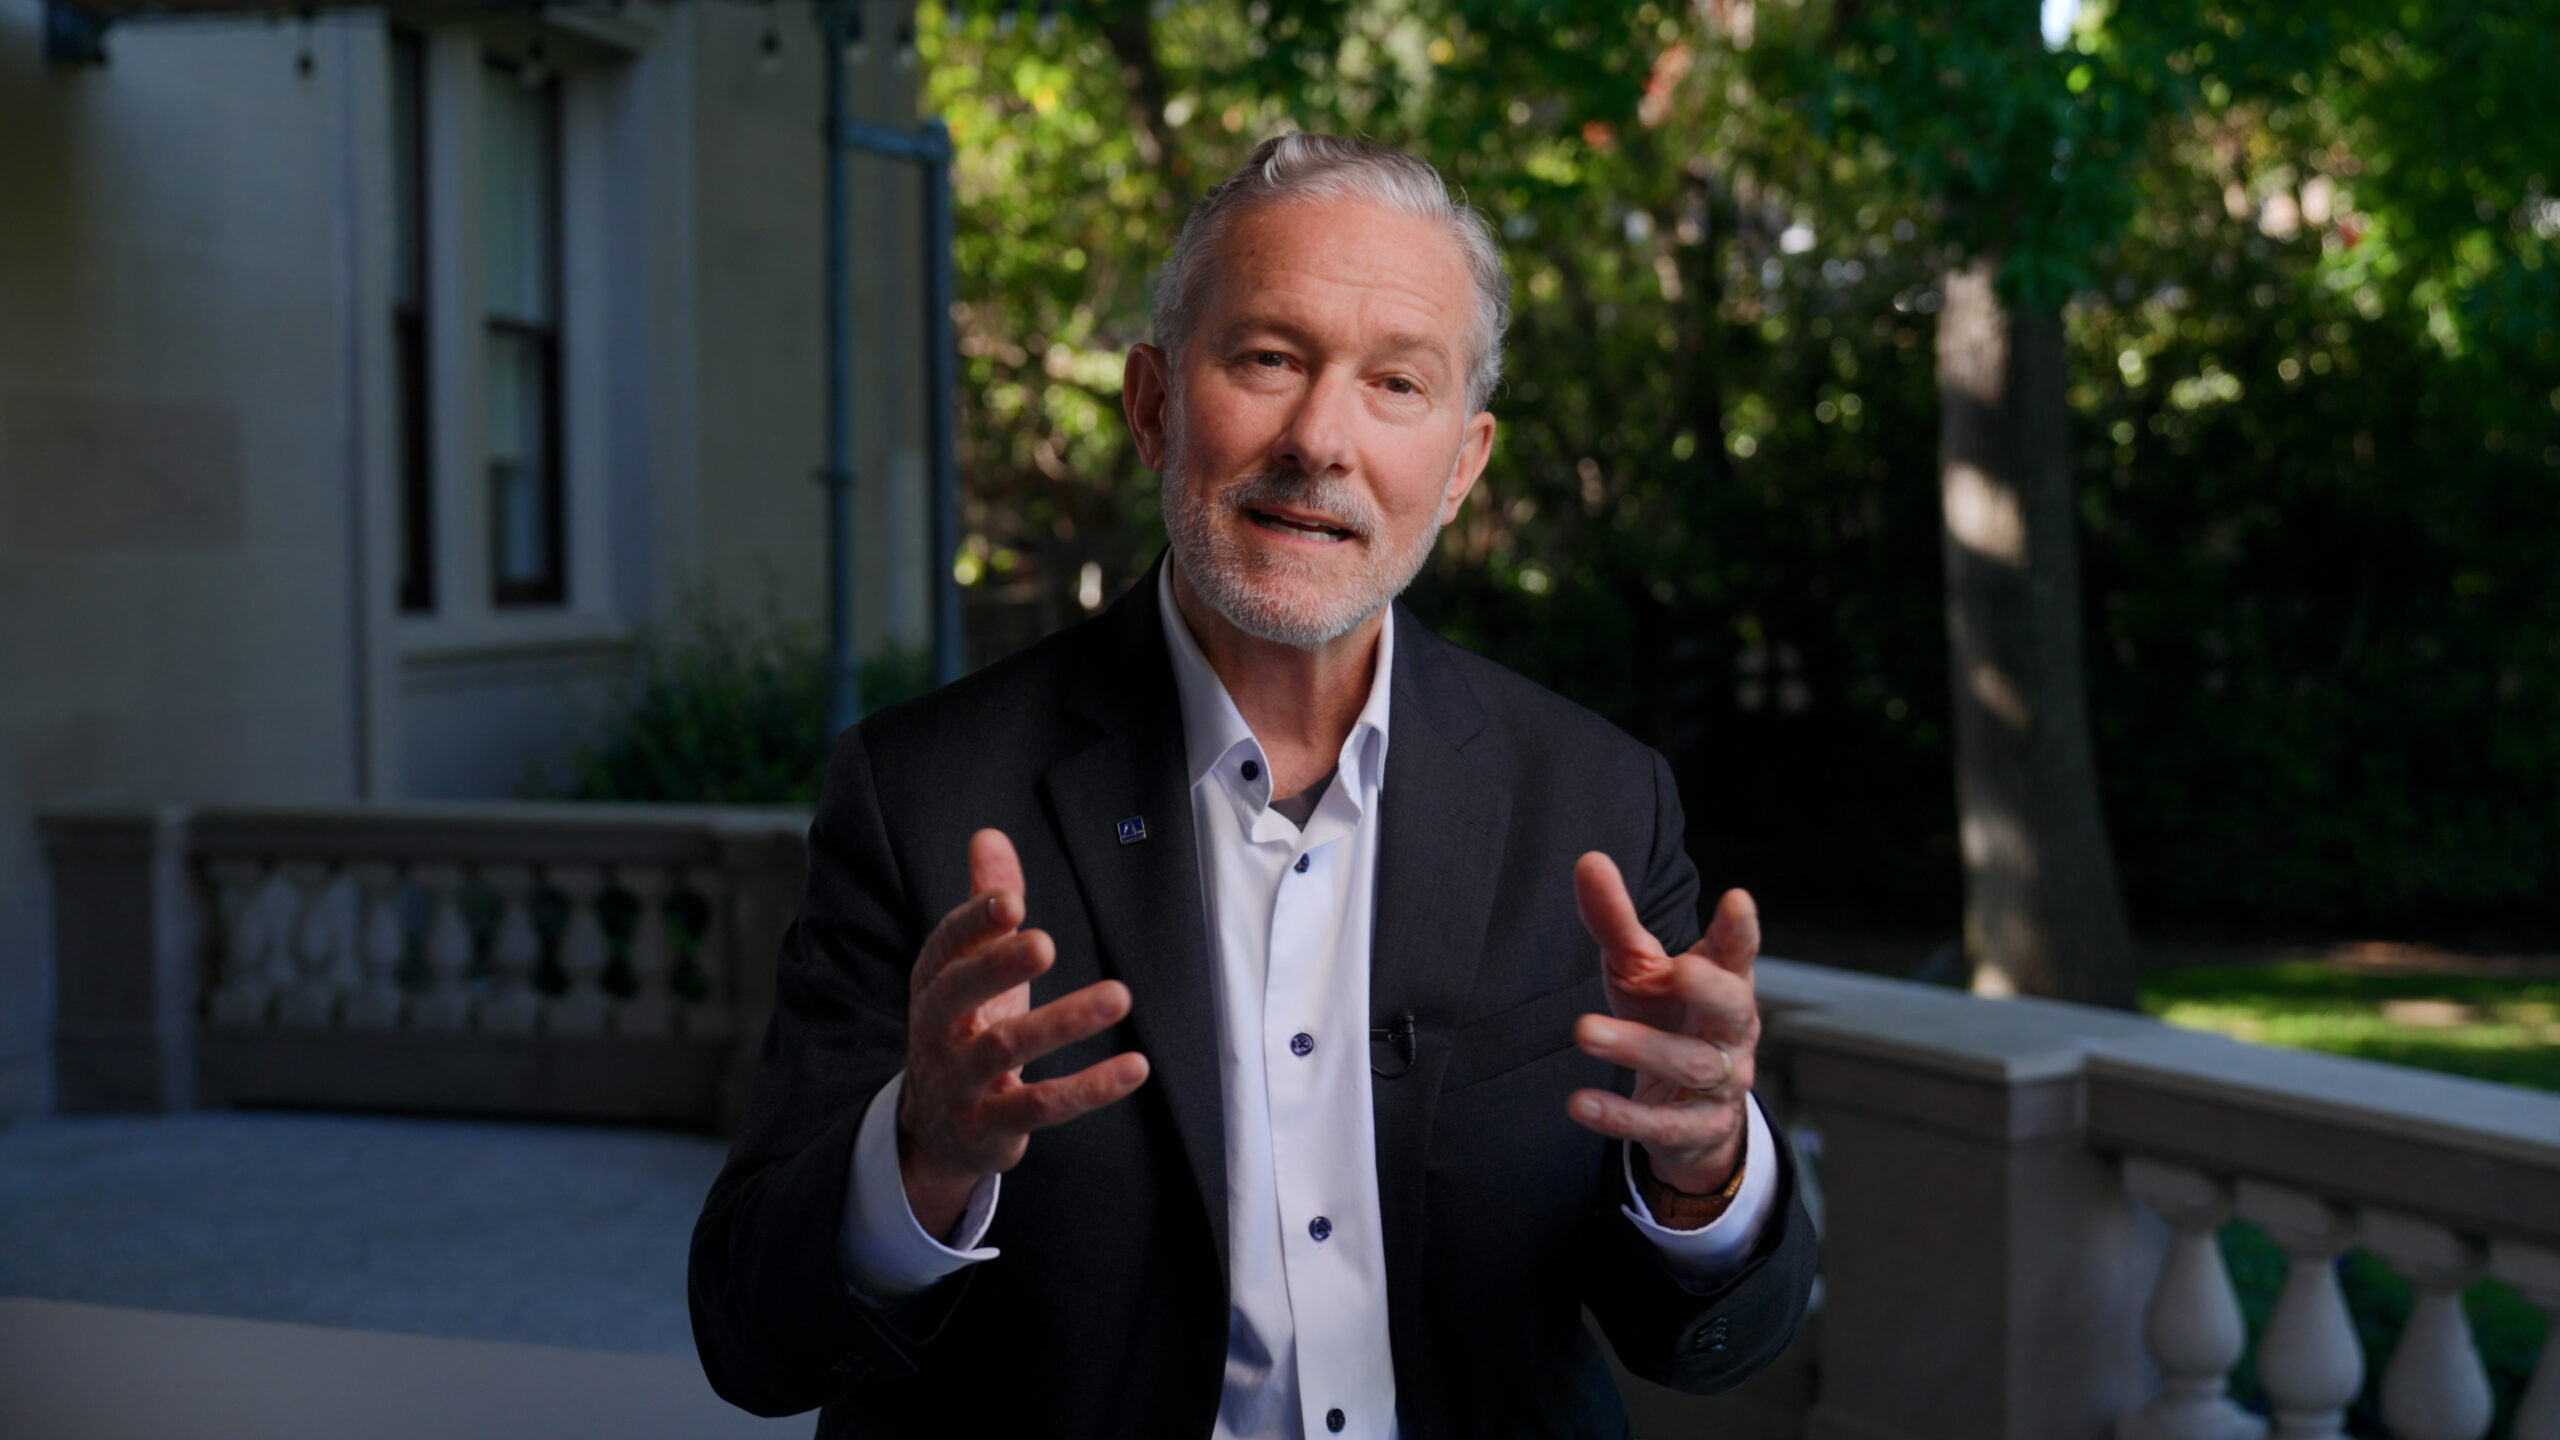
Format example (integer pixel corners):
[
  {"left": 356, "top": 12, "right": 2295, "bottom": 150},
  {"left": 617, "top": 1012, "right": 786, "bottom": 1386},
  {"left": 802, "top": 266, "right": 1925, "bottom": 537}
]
[
  {"left": 1776, "top": 4, "right": 2183, "bottom": 1005},
  {"left": 1786, "top": 0, "right": 2560, "bottom": 997}
]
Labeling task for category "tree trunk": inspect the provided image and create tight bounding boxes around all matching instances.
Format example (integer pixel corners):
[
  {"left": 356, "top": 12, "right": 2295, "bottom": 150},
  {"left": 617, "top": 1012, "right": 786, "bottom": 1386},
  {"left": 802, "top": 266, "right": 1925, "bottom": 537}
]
[
  {"left": 1094, "top": 3, "right": 1189, "bottom": 202},
  {"left": 1934, "top": 257, "right": 2136, "bottom": 1008}
]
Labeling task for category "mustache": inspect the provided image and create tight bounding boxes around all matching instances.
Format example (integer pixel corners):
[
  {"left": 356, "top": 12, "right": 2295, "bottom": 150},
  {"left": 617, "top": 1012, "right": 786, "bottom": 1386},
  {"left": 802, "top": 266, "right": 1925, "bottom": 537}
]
[{"left": 1219, "top": 470, "right": 1378, "bottom": 539}]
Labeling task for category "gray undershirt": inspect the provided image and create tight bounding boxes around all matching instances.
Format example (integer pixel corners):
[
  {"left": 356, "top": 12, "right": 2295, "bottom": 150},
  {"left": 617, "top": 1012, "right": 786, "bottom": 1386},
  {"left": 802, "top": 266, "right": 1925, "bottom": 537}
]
[{"left": 1269, "top": 766, "right": 1336, "bottom": 830}]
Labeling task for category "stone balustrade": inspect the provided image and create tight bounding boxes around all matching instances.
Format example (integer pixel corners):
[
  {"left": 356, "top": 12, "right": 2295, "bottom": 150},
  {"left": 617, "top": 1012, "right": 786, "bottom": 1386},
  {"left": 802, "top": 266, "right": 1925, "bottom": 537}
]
[
  {"left": 43, "top": 802, "right": 808, "bottom": 1130},
  {"left": 2091, "top": 1028, "right": 2560, "bottom": 1440},
  {"left": 1749, "top": 960, "right": 2560, "bottom": 1440},
  {"left": 41, "top": 810, "right": 2560, "bottom": 1436}
]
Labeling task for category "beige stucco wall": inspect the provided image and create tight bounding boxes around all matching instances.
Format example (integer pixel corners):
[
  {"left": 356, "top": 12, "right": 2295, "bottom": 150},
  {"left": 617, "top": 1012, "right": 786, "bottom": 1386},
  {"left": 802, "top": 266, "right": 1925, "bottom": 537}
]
[
  {"left": 0, "top": 0, "right": 928, "bottom": 1121},
  {"left": 687, "top": 2, "right": 929, "bottom": 659}
]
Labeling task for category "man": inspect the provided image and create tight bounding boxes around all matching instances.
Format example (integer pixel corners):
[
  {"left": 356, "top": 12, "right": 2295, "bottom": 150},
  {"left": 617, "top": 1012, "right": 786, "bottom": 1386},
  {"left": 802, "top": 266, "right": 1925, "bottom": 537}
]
[{"left": 690, "top": 134, "right": 1815, "bottom": 1439}]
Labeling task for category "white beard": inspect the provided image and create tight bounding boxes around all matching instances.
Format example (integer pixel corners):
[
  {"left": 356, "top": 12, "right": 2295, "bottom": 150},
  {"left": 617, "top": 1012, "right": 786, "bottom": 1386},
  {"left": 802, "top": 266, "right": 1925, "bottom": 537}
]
[{"left": 1160, "top": 433, "right": 1445, "bottom": 650}]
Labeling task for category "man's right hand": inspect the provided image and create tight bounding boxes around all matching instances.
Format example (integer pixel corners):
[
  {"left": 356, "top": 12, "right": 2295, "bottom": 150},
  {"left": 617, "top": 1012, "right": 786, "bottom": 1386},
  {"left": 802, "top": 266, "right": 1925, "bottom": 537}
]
[{"left": 896, "top": 828, "right": 1151, "bottom": 1240}]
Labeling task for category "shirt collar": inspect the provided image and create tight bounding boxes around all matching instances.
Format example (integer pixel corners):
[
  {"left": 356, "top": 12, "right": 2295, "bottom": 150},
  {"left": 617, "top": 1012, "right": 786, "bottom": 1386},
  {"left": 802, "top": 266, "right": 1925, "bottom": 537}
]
[{"left": 1155, "top": 560, "right": 1396, "bottom": 800}]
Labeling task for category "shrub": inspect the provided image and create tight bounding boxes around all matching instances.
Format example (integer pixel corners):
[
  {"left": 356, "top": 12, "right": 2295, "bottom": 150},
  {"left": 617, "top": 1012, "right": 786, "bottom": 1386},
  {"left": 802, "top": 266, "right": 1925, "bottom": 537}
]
[{"left": 565, "top": 592, "right": 930, "bottom": 805}]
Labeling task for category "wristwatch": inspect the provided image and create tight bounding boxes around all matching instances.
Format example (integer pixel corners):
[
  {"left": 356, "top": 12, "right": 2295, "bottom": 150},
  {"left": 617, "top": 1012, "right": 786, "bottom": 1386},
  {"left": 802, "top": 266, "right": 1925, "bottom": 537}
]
[{"left": 1634, "top": 1140, "right": 1746, "bottom": 1229}]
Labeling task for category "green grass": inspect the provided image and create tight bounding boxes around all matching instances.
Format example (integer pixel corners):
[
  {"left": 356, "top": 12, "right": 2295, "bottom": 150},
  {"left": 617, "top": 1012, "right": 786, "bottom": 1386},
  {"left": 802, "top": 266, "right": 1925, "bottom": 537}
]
[
  {"left": 2141, "top": 962, "right": 2560, "bottom": 1093},
  {"left": 2139, "top": 962, "right": 2557, "bottom": 1438}
]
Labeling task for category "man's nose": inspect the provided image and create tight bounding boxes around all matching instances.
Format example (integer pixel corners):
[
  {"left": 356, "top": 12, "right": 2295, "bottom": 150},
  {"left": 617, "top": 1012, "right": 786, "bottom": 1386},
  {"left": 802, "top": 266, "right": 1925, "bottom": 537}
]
[{"left": 1272, "top": 367, "right": 1355, "bottom": 476}]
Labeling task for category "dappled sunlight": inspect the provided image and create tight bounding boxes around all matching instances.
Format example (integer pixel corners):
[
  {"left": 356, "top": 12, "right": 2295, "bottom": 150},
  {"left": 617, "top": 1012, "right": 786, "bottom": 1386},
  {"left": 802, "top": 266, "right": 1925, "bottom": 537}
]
[
  {"left": 2142, "top": 960, "right": 2560, "bottom": 1093},
  {"left": 1965, "top": 659, "right": 2032, "bottom": 730},
  {"left": 1942, "top": 461, "right": 2028, "bottom": 565}
]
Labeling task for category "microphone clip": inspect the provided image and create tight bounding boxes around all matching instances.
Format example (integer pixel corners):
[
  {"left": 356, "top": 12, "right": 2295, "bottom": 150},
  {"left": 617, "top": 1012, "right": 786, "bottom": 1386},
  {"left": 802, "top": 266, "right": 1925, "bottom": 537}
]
[{"left": 1370, "top": 1010, "right": 1417, "bottom": 1078}]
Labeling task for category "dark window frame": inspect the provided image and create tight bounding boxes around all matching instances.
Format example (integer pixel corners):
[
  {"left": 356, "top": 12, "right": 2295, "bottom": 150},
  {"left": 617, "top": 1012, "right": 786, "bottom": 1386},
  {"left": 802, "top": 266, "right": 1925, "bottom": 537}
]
[
  {"left": 485, "top": 57, "right": 566, "bottom": 610},
  {"left": 392, "top": 28, "right": 435, "bottom": 614}
]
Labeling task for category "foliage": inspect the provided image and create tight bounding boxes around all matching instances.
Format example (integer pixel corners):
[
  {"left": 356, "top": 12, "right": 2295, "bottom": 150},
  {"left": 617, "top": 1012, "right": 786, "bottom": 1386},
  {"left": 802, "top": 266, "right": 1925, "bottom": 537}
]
[
  {"left": 1776, "top": 0, "right": 2191, "bottom": 305},
  {"left": 2072, "top": 56, "right": 2560, "bottom": 934},
  {"left": 564, "top": 591, "right": 930, "bottom": 806},
  {"left": 924, "top": 0, "right": 2560, "bottom": 938}
]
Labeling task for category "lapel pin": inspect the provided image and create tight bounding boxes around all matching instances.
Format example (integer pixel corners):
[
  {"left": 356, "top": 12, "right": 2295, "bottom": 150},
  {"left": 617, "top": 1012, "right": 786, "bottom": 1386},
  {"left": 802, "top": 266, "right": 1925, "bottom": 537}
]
[{"left": 1116, "top": 816, "right": 1148, "bottom": 846}]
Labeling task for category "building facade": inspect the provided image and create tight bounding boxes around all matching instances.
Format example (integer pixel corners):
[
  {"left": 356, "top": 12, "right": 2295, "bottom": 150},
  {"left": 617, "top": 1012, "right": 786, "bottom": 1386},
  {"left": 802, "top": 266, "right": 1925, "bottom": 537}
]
[{"left": 0, "top": 0, "right": 934, "bottom": 1119}]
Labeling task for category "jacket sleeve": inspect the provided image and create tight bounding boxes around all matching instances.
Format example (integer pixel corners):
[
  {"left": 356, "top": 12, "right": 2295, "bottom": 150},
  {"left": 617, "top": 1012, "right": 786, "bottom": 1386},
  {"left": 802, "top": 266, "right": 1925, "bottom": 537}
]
[
  {"left": 687, "top": 724, "right": 974, "bottom": 1417},
  {"left": 1580, "top": 748, "right": 1818, "bottom": 1394}
]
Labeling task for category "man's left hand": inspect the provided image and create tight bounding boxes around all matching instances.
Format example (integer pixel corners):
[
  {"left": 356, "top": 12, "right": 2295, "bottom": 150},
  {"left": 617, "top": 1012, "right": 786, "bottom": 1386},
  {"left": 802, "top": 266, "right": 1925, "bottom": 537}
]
[{"left": 1565, "top": 852, "right": 1760, "bottom": 1199}]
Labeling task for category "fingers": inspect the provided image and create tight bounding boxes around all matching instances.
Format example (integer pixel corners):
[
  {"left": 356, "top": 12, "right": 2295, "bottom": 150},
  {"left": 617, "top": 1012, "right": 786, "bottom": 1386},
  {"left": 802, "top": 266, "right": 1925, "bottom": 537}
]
[
  {"left": 1566, "top": 1085, "right": 1744, "bottom": 1156},
  {"left": 968, "top": 828, "right": 1024, "bottom": 900},
  {"left": 915, "top": 927, "right": 1055, "bottom": 1034},
  {"left": 1575, "top": 852, "right": 1674, "bottom": 994},
  {"left": 980, "top": 1049, "right": 1152, "bottom": 1134},
  {"left": 1700, "top": 888, "right": 1759, "bottom": 982},
  {"left": 963, "top": 979, "right": 1133, "bottom": 1081},
  {"left": 913, "top": 831, "right": 1029, "bottom": 994},
  {"left": 1575, "top": 1012, "right": 1753, "bottom": 1095},
  {"left": 1669, "top": 947, "right": 1759, "bottom": 1045}
]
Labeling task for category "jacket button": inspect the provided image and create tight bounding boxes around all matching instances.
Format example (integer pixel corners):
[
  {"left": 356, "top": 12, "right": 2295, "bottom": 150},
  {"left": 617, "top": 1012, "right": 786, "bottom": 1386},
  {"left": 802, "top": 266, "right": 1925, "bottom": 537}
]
[
  {"left": 1326, "top": 1408, "right": 1346, "bottom": 1432},
  {"left": 1309, "top": 1215, "right": 1332, "bottom": 1242}
]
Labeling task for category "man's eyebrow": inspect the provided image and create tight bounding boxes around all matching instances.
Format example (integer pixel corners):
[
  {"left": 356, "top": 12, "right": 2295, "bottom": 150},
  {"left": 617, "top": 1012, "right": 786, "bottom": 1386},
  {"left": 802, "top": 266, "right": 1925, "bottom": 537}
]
[
  {"left": 1369, "top": 332, "right": 1458, "bottom": 373},
  {"left": 1212, "top": 318, "right": 1457, "bottom": 375}
]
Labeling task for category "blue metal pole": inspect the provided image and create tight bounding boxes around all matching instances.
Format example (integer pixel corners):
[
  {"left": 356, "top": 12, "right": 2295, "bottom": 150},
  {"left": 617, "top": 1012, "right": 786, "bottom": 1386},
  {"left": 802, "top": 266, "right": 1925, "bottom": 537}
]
[
  {"left": 923, "top": 120, "right": 963, "bottom": 686},
  {"left": 818, "top": 1, "right": 862, "bottom": 739},
  {"left": 836, "top": 119, "right": 961, "bottom": 687}
]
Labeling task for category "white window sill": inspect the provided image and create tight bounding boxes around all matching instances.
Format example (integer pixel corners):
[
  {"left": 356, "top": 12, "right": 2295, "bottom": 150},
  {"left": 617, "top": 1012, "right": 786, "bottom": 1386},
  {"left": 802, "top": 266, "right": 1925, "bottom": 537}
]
[{"left": 397, "top": 610, "right": 633, "bottom": 665}]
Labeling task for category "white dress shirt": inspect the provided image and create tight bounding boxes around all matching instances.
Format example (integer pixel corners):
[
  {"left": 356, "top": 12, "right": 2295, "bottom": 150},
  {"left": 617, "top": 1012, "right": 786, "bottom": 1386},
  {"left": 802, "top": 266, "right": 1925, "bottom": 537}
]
[{"left": 836, "top": 567, "right": 1778, "bottom": 1439}]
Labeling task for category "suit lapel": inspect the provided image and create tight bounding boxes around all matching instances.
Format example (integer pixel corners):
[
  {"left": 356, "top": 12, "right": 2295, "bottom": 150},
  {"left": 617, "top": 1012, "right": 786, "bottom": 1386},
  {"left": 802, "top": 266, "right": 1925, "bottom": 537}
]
[
  {"left": 1368, "top": 611, "right": 1511, "bottom": 1414},
  {"left": 1041, "top": 576, "right": 1230, "bottom": 1273}
]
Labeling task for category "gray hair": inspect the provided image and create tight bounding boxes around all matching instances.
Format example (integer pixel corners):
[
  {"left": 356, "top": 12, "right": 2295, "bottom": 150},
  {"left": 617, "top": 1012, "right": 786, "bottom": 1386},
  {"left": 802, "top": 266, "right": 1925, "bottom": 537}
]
[{"left": 1151, "top": 133, "right": 1510, "bottom": 414}]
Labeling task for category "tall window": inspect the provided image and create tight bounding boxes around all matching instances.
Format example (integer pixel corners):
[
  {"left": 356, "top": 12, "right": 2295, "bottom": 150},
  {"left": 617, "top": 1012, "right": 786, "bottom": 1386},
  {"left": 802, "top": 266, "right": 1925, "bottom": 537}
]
[
  {"left": 392, "top": 29, "right": 433, "bottom": 613},
  {"left": 481, "top": 61, "right": 564, "bottom": 607}
]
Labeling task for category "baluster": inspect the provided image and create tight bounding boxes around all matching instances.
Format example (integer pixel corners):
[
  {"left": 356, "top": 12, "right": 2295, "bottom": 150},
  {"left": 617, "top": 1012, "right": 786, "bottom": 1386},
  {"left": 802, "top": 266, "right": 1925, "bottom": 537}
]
[
  {"left": 409, "top": 863, "right": 475, "bottom": 1032},
  {"left": 2235, "top": 1180, "right": 2363, "bottom": 1440},
  {"left": 2359, "top": 1209, "right": 2490, "bottom": 1440},
  {"left": 682, "top": 866, "right": 734, "bottom": 1042},
  {"left": 2492, "top": 1240, "right": 2560, "bottom": 1440},
  {"left": 478, "top": 864, "right": 544, "bottom": 1035},
  {"left": 206, "top": 859, "right": 275, "bottom": 1026},
  {"left": 253, "top": 869, "right": 304, "bottom": 1016},
  {"left": 2118, "top": 1159, "right": 2267, "bottom": 1440},
  {"left": 548, "top": 864, "right": 611, "bottom": 1036},
  {"left": 342, "top": 863, "right": 407, "bottom": 1030},
  {"left": 276, "top": 861, "right": 348, "bottom": 1028},
  {"left": 617, "top": 865, "right": 676, "bottom": 1039}
]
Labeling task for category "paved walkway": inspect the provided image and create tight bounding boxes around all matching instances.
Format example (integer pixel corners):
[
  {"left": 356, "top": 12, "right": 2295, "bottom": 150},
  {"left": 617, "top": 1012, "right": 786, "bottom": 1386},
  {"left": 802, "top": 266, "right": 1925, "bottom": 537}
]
[{"left": 0, "top": 1110, "right": 731, "bottom": 1356}]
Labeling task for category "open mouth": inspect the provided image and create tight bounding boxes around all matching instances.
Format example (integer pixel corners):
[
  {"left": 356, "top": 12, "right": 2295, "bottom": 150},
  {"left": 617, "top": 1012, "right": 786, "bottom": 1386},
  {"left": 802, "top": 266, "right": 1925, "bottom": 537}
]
[{"left": 1246, "top": 509, "right": 1356, "bottom": 542}]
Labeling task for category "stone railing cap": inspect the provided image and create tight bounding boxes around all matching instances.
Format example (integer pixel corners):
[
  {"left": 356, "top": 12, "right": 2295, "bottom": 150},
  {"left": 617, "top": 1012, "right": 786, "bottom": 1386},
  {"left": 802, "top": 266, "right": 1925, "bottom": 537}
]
[
  {"left": 2084, "top": 1026, "right": 2560, "bottom": 1170},
  {"left": 1758, "top": 958, "right": 2163, "bottom": 1084}
]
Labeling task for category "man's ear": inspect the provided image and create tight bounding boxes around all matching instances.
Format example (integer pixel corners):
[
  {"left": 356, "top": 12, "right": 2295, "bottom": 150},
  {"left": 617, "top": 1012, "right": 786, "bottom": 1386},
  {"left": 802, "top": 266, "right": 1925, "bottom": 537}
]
[
  {"left": 1123, "top": 344, "right": 1172, "bottom": 472},
  {"left": 1439, "top": 410, "right": 1497, "bottom": 524}
]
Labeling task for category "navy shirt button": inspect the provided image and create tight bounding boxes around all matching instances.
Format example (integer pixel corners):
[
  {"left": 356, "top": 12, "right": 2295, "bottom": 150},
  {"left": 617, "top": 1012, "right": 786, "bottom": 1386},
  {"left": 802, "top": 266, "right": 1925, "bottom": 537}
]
[
  {"left": 1309, "top": 1215, "right": 1332, "bottom": 1242},
  {"left": 1291, "top": 1032, "right": 1314, "bottom": 1057},
  {"left": 1294, "top": 854, "right": 1310, "bottom": 873},
  {"left": 1327, "top": 1408, "right": 1346, "bottom": 1432},
  {"left": 1241, "top": 759, "right": 1261, "bottom": 782}
]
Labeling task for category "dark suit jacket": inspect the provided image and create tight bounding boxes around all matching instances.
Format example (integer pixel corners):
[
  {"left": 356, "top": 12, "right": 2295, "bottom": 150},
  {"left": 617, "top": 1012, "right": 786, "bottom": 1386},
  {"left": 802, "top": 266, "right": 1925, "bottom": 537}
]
[{"left": 689, "top": 568, "right": 1816, "bottom": 1439}]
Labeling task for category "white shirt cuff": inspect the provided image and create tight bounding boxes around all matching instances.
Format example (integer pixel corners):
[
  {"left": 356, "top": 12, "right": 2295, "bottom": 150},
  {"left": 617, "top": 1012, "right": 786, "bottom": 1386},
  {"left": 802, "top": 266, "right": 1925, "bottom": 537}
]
[
  {"left": 837, "top": 1070, "right": 1001, "bottom": 1304},
  {"left": 1619, "top": 1091, "right": 1780, "bottom": 1291}
]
